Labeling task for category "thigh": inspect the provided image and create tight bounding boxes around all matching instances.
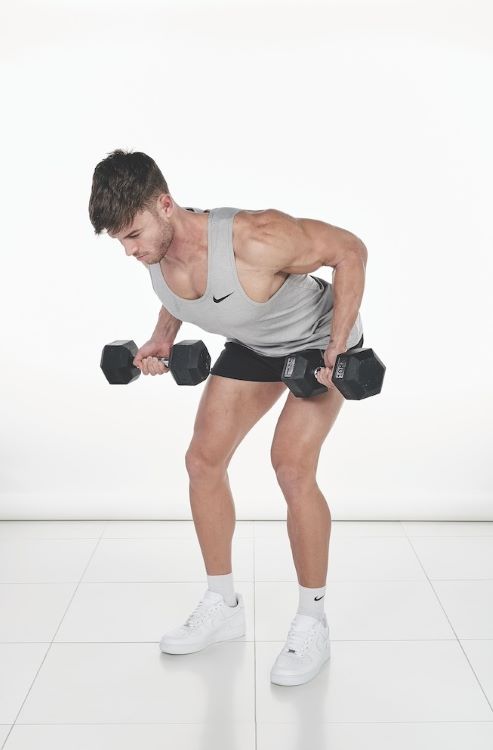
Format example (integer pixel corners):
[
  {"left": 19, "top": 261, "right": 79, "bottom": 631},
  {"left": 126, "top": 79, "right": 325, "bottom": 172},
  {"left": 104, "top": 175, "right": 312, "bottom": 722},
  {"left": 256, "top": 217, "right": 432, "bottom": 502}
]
[
  {"left": 186, "top": 373, "right": 287, "bottom": 467},
  {"left": 270, "top": 334, "right": 365, "bottom": 472},
  {"left": 270, "top": 386, "right": 345, "bottom": 476}
]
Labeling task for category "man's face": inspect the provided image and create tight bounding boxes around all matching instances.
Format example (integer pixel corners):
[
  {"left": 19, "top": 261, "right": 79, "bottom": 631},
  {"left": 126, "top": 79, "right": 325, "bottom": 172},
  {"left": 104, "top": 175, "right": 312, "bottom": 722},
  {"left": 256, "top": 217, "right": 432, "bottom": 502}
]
[{"left": 109, "top": 207, "right": 174, "bottom": 265}]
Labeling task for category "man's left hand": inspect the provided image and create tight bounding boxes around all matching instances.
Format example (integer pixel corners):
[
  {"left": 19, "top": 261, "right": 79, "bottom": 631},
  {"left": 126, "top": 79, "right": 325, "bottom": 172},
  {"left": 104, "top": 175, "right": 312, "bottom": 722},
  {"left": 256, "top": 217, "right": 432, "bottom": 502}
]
[{"left": 314, "top": 341, "right": 347, "bottom": 390}]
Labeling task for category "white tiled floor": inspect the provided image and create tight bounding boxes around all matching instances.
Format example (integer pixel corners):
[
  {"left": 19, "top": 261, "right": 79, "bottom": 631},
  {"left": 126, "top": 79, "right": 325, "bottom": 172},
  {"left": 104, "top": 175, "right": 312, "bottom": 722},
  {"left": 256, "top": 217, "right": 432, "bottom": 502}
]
[{"left": 0, "top": 520, "right": 493, "bottom": 749}]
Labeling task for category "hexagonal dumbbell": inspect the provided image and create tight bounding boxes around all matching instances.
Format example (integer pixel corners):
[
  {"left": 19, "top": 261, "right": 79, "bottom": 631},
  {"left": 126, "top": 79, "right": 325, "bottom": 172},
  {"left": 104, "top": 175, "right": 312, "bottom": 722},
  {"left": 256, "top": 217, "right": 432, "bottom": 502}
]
[
  {"left": 100, "top": 339, "right": 211, "bottom": 385},
  {"left": 281, "top": 345, "right": 386, "bottom": 399}
]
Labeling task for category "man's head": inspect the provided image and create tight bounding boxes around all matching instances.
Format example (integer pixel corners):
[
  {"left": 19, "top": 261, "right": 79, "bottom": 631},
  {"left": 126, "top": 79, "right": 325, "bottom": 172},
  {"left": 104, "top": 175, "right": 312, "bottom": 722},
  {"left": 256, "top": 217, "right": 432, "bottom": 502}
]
[{"left": 88, "top": 148, "right": 182, "bottom": 263}]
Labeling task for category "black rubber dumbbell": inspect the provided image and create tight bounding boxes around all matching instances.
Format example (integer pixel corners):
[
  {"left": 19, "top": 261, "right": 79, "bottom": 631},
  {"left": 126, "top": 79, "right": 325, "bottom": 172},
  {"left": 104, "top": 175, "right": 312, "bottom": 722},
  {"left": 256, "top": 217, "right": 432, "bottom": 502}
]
[
  {"left": 100, "top": 339, "right": 211, "bottom": 385},
  {"left": 281, "top": 345, "right": 386, "bottom": 399}
]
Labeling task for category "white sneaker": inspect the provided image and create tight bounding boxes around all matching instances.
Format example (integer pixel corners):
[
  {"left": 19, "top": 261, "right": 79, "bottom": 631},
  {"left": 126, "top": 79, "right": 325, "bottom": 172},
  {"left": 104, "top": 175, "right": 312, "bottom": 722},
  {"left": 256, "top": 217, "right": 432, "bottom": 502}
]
[
  {"left": 159, "top": 589, "right": 246, "bottom": 655},
  {"left": 270, "top": 612, "right": 331, "bottom": 686}
]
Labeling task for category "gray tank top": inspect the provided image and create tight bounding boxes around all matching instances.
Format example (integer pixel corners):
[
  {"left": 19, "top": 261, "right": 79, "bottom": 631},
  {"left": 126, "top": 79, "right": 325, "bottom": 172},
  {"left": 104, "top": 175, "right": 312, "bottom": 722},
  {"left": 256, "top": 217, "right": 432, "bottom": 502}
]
[{"left": 147, "top": 206, "right": 363, "bottom": 357}]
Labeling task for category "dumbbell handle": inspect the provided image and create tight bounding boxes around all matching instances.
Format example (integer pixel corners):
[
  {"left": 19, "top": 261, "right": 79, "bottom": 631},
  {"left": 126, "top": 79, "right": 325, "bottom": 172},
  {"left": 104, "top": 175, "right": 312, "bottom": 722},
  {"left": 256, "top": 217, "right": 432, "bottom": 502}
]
[
  {"left": 313, "top": 365, "right": 342, "bottom": 381},
  {"left": 313, "top": 365, "right": 334, "bottom": 381},
  {"left": 313, "top": 364, "right": 344, "bottom": 384}
]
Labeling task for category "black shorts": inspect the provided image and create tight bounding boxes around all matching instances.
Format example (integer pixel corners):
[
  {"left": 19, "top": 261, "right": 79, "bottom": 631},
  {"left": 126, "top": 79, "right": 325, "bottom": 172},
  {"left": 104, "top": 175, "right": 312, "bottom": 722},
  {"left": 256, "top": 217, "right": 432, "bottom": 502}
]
[{"left": 210, "top": 334, "right": 364, "bottom": 382}]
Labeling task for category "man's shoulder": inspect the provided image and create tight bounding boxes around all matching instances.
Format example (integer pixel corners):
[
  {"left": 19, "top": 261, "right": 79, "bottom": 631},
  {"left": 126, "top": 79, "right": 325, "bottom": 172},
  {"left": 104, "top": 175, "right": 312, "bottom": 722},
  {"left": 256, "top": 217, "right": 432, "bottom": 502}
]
[
  {"left": 236, "top": 207, "right": 293, "bottom": 232},
  {"left": 234, "top": 208, "right": 298, "bottom": 271}
]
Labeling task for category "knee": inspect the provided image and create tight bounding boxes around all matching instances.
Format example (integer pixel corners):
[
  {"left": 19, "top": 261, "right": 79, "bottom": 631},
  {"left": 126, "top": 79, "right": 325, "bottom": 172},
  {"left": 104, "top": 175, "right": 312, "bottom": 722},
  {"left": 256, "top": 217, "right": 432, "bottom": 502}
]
[
  {"left": 271, "top": 448, "right": 315, "bottom": 491},
  {"left": 185, "top": 446, "right": 226, "bottom": 479}
]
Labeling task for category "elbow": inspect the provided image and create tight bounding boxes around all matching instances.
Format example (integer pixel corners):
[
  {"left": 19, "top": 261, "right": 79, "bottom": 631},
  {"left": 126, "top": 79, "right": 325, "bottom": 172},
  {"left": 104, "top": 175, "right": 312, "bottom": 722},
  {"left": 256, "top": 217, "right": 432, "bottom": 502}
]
[{"left": 354, "top": 239, "right": 368, "bottom": 267}]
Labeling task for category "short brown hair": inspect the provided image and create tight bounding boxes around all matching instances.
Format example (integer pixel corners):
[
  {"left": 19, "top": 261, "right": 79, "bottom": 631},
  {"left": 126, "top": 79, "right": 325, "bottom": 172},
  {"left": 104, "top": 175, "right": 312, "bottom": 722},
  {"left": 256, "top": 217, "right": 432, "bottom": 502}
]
[{"left": 88, "top": 149, "right": 170, "bottom": 235}]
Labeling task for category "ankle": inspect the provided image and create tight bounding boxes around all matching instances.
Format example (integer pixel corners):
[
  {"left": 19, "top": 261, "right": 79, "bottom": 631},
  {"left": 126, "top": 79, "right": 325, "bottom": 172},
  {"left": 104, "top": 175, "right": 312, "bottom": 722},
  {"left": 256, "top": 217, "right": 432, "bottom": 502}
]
[
  {"left": 296, "top": 583, "right": 326, "bottom": 620},
  {"left": 206, "top": 571, "right": 237, "bottom": 607}
]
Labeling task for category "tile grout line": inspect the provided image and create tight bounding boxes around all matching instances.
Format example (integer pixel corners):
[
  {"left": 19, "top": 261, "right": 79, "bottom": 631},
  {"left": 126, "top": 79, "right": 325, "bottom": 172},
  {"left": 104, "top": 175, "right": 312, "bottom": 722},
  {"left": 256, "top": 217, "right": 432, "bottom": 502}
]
[
  {"left": 3, "top": 579, "right": 493, "bottom": 587},
  {"left": 401, "top": 522, "right": 493, "bottom": 715},
  {"left": 3, "top": 719, "right": 493, "bottom": 726},
  {"left": 1, "top": 638, "right": 487, "bottom": 644},
  {"left": 1, "top": 520, "right": 111, "bottom": 746}
]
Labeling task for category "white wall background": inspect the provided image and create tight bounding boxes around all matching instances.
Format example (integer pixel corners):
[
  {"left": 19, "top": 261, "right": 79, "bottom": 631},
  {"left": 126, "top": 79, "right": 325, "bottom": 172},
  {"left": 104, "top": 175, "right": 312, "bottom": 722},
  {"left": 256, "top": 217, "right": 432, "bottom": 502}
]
[{"left": 1, "top": 0, "right": 491, "bottom": 520}]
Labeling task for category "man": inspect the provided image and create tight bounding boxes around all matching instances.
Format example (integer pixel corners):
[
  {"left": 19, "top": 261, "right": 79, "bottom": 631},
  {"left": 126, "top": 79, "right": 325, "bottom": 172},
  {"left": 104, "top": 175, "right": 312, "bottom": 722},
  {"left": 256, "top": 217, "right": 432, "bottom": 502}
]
[{"left": 89, "top": 149, "right": 367, "bottom": 687}]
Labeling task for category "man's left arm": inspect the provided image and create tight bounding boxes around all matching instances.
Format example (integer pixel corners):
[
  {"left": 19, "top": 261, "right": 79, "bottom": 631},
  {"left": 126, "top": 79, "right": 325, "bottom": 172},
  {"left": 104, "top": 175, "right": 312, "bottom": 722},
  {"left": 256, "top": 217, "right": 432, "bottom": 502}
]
[
  {"left": 329, "top": 242, "right": 368, "bottom": 350},
  {"left": 252, "top": 210, "right": 368, "bottom": 366}
]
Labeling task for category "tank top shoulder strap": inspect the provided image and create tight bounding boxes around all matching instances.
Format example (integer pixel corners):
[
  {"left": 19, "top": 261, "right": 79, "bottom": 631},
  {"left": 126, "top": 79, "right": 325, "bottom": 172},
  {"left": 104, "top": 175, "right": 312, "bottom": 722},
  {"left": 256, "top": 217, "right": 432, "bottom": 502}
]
[
  {"left": 206, "top": 206, "right": 243, "bottom": 297},
  {"left": 179, "top": 206, "right": 243, "bottom": 299}
]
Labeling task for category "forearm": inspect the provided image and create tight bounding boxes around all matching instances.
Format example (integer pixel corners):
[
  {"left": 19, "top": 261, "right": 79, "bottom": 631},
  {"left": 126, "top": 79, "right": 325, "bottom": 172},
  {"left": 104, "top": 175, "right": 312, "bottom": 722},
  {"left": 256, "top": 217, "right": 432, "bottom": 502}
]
[
  {"left": 329, "top": 246, "right": 367, "bottom": 348},
  {"left": 150, "top": 305, "right": 182, "bottom": 343}
]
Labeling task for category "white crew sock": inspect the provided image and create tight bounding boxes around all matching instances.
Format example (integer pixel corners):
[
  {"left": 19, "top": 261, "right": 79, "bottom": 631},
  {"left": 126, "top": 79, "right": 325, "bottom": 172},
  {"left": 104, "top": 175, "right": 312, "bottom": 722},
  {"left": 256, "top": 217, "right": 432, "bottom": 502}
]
[
  {"left": 297, "top": 583, "right": 326, "bottom": 620},
  {"left": 207, "top": 572, "right": 238, "bottom": 607}
]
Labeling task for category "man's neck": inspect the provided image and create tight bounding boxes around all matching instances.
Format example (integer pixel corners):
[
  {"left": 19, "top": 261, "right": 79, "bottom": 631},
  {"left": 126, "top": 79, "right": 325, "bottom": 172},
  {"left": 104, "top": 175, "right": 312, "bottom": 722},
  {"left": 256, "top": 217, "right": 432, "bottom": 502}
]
[{"left": 165, "top": 209, "right": 208, "bottom": 265}]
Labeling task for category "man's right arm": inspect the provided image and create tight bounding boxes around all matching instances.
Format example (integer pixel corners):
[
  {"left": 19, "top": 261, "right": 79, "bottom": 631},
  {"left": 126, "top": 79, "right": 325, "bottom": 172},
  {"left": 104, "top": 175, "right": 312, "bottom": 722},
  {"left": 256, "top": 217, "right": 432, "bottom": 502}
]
[{"left": 150, "top": 306, "right": 182, "bottom": 343}]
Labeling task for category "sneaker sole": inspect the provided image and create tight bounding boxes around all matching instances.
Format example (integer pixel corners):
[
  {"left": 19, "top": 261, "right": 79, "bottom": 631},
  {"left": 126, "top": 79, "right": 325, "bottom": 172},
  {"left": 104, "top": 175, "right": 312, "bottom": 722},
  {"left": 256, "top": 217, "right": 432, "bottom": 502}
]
[
  {"left": 160, "top": 620, "right": 246, "bottom": 655},
  {"left": 270, "top": 646, "right": 331, "bottom": 686}
]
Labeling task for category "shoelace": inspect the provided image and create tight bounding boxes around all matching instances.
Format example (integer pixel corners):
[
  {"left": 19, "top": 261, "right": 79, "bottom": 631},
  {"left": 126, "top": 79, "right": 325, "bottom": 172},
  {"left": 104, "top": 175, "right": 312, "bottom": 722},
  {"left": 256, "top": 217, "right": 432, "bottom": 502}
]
[
  {"left": 184, "top": 599, "right": 221, "bottom": 629},
  {"left": 285, "top": 622, "right": 316, "bottom": 657}
]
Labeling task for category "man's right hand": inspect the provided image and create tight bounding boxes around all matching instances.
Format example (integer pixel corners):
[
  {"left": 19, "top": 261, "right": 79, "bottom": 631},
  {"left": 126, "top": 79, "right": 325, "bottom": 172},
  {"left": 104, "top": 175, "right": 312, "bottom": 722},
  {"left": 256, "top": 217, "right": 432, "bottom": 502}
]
[{"left": 133, "top": 340, "right": 172, "bottom": 375}]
